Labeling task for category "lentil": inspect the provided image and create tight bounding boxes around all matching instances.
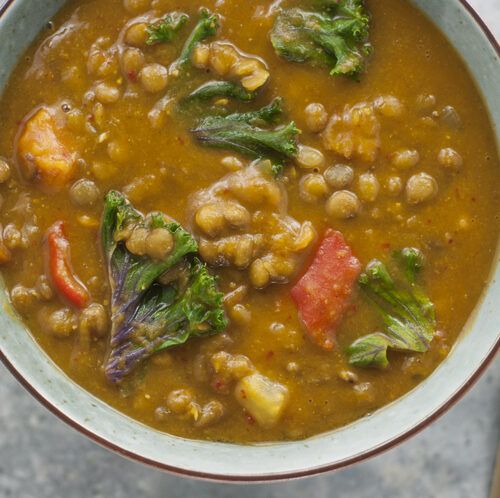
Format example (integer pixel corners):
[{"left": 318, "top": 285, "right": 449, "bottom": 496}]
[
  {"left": 69, "top": 179, "right": 100, "bottom": 207},
  {"left": 324, "top": 164, "right": 354, "bottom": 189},
  {"left": 139, "top": 63, "right": 169, "bottom": 93},
  {"left": 304, "top": 103, "right": 328, "bottom": 132},
  {"left": 325, "top": 190, "right": 361, "bottom": 219},
  {"left": 405, "top": 172, "right": 438, "bottom": 205},
  {"left": 437, "top": 147, "right": 463, "bottom": 170}
]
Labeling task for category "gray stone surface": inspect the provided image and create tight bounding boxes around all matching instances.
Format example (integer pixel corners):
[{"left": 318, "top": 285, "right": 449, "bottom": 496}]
[
  {"left": 0, "top": 361, "right": 498, "bottom": 498},
  {"left": 473, "top": 0, "right": 500, "bottom": 30},
  {"left": 0, "top": 1, "right": 499, "bottom": 497}
]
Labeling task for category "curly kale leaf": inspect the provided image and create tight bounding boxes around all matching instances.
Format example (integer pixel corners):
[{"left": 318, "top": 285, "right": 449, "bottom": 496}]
[
  {"left": 146, "top": 12, "right": 189, "bottom": 45},
  {"left": 102, "top": 191, "right": 197, "bottom": 312},
  {"left": 347, "top": 248, "right": 436, "bottom": 369},
  {"left": 105, "top": 260, "right": 227, "bottom": 382},
  {"left": 176, "top": 8, "right": 219, "bottom": 69},
  {"left": 393, "top": 247, "right": 435, "bottom": 321},
  {"left": 101, "top": 191, "right": 227, "bottom": 383},
  {"left": 224, "top": 97, "right": 285, "bottom": 126},
  {"left": 271, "top": 0, "right": 372, "bottom": 78},
  {"left": 183, "top": 81, "right": 255, "bottom": 103},
  {"left": 191, "top": 98, "right": 299, "bottom": 174}
]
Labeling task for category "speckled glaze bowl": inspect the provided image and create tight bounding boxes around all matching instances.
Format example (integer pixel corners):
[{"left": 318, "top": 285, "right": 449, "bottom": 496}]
[{"left": 0, "top": 0, "right": 499, "bottom": 482}]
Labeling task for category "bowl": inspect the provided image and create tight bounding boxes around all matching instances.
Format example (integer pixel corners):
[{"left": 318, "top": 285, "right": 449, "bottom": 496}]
[{"left": 0, "top": 0, "right": 499, "bottom": 482}]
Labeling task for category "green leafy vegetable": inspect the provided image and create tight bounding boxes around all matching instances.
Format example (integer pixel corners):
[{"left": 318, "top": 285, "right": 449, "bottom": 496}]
[
  {"left": 317, "top": 0, "right": 370, "bottom": 19},
  {"left": 102, "top": 191, "right": 227, "bottom": 383},
  {"left": 346, "top": 332, "right": 395, "bottom": 369},
  {"left": 347, "top": 248, "right": 436, "bottom": 369},
  {"left": 393, "top": 247, "right": 435, "bottom": 320},
  {"left": 146, "top": 12, "right": 189, "bottom": 45},
  {"left": 270, "top": 0, "right": 372, "bottom": 78},
  {"left": 393, "top": 247, "right": 424, "bottom": 285},
  {"left": 102, "top": 191, "right": 197, "bottom": 307},
  {"left": 191, "top": 98, "right": 299, "bottom": 174},
  {"left": 183, "top": 81, "right": 255, "bottom": 103},
  {"left": 225, "top": 97, "right": 284, "bottom": 125},
  {"left": 176, "top": 8, "right": 219, "bottom": 69}
]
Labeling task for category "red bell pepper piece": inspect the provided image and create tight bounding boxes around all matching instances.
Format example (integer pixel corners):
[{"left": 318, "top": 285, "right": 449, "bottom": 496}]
[
  {"left": 291, "top": 229, "right": 361, "bottom": 351},
  {"left": 46, "top": 221, "right": 90, "bottom": 308}
]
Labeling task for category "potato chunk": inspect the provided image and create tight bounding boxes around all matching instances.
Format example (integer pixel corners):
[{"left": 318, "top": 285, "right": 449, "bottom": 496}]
[
  {"left": 235, "top": 374, "right": 289, "bottom": 428},
  {"left": 17, "top": 107, "right": 76, "bottom": 191}
]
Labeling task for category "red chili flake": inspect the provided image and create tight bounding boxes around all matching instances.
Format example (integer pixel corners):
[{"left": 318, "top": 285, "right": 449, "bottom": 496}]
[
  {"left": 212, "top": 378, "right": 226, "bottom": 392},
  {"left": 240, "top": 389, "right": 247, "bottom": 400},
  {"left": 127, "top": 70, "right": 138, "bottom": 82},
  {"left": 244, "top": 412, "right": 255, "bottom": 425},
  {"left": 266, "top": 351, "right": 274, "bottom": 359},
  {"left": 381, "top": 242, "right": 391, "bottom": 251},
  {"left": 177, "top": 136, "right": 185, "bottom": 145}
]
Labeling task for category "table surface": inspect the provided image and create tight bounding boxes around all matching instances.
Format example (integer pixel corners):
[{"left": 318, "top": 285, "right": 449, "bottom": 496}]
[{"left": 1, "top": 1, "right": 499, "bottom": 497}]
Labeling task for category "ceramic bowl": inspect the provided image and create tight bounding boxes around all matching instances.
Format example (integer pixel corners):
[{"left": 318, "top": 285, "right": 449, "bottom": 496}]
[{"left": 0, "top": 0, "right": 499, "bottom": 482}]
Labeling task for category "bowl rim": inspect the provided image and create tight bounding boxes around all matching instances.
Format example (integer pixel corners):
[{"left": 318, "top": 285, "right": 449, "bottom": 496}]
[
  {"left": 2, "top": 336, "right": 499, "bottom": 483},
  {"left": 0, "top": 0, "right": 499, "bottom": 483}
]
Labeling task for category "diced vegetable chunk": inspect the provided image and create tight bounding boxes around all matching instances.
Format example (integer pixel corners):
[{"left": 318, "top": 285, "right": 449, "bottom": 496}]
[
  {"left": 46, "top": 221, "right": 90, "bottom": 308},
  {"left": 235, "top": 373, "right": 289, "bottom": 428},
  {"left": 17, "top": 107, "right": 76, "bottom": 191},
  {"left": 291, "top": 229, "right": 361, "bottom": 350}
]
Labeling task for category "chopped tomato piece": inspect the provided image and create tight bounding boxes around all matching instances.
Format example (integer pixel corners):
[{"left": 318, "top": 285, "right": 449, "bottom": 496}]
[
  {"left": 46, "top": 221, "right": 90, "bottom": 308},
  {"left": 17, "top": 107, "right": 76, "bottom": 191},
  {"left": 291, "top": 229, "right": 361, "bottom": 350}
]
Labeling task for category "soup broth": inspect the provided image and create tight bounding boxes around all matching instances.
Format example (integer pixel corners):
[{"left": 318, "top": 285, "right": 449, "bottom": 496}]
[{"left": 0, "top": 0, "right": 498, "bottom": 442}]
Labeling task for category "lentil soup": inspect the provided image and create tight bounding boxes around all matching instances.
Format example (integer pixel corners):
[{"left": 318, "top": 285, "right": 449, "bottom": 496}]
[{"left": 0, "top": 0, "right": 498, "bottom": 443}]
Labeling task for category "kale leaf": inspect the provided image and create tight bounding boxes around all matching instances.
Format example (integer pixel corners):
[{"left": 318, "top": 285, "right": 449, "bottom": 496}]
[
  {"left": 347, "top": 248, "right": 436, "bottom": 368},
  {"left": 102, "top": 191, "right": 227, "bottom": 383},
  {"left": 270, "top": 0, "right": 372, "bottom": 78},
  {"left": 183, "top": 80, "right": 255, "bottom": 103},
  {"left": 176, "top": 8, "right": 219, "bottom": 69},
  {"left": 191, "top": 98, "right": 299, "bottom": 174},
  {"left": 146, "top": 12, "right": 189, "bottom": 45}
]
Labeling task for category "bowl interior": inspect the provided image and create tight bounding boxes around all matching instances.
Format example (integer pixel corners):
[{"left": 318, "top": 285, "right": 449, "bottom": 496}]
[{"left": 0, "top": 0, "right": 499, "bottom": 481}]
